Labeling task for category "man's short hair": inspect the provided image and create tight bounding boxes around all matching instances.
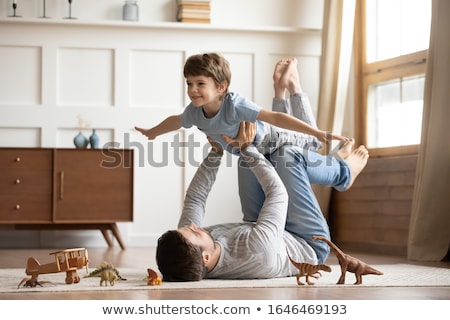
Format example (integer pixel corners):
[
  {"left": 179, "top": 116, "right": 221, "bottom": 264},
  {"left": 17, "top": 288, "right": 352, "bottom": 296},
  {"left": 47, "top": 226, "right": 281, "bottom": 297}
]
[{"left": 156, "top": 230, "right": 208, "bottom": 281}]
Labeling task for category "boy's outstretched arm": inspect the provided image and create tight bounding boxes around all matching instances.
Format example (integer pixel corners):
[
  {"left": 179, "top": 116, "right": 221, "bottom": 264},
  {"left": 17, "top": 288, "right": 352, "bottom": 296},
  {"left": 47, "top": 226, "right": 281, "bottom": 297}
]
[
  {"left": 257, "top": 109, "right": 348, "bottom": 144},
  {"left": 135, "top": 114, "right": 182, "bottom": 140}
]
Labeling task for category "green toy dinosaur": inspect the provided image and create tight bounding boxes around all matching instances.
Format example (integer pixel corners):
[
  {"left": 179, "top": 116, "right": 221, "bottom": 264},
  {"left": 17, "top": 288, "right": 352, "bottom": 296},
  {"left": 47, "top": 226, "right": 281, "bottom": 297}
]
[{"left": 86, "top": 261, "right": 126, "bottom": 286}]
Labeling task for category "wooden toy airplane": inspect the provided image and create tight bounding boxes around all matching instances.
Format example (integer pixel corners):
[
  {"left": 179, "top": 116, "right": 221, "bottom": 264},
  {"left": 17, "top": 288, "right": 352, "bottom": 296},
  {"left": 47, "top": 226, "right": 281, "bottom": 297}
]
[{"left": 18, "top": 247, "right": 89, "bottom": 288}]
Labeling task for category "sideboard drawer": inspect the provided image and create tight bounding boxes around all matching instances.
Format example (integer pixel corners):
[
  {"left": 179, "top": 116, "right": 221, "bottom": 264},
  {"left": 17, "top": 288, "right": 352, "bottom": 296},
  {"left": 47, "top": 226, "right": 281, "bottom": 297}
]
[
  {"left": 0, "top": 195, "right": 52, "bottom": 222},
  {"left": 0, "top": 149, "right": 52, "bottom": 171},
  {"left": 0, "top": 172, "right": 52, "bottom": 195}
]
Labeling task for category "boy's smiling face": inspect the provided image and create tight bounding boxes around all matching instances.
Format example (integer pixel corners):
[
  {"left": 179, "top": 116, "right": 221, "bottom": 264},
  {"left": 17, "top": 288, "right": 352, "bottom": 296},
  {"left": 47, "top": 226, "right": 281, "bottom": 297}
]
[{"left": 186, "top": 75, "right": 226, "bottom": 110}]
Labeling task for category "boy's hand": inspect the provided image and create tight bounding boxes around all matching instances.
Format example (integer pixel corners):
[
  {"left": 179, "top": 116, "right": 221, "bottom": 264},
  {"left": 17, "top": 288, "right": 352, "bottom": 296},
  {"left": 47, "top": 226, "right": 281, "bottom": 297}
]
[
  {"left": 222, "top": 122, "right": 256, "bottom": 152},
  {"left": 134, "top": 126, "right": 157, "bottom": 140}
]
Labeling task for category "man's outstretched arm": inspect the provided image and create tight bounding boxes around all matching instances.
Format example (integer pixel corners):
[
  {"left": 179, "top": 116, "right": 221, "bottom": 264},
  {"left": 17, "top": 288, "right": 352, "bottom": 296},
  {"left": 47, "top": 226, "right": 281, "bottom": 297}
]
[{"left": 178, "top": 149, "right": 223, "bottom": 228}]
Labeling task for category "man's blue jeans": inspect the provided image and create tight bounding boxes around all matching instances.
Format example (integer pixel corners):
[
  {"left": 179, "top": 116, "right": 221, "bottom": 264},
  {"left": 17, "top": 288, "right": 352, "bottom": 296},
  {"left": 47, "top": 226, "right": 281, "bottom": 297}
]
[{"left": 238, "top": 145, "right": 351, "bottom": 263}]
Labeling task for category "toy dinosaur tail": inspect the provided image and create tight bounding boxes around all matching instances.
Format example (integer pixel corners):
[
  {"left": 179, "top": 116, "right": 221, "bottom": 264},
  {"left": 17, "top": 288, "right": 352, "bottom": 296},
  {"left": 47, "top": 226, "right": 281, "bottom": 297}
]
[
  {"left": 312, "top": 235, "right": 346, "bottom": 258},
  {"left": 363, "top": 265, "right": 384, "bottom": 276},
  {"left": 286, "top": 248, "right": 299, "bottom": 266}
]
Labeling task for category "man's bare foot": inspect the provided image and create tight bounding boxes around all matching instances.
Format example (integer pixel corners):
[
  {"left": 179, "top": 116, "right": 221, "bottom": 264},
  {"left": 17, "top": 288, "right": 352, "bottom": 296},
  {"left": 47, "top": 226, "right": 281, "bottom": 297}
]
[
  {"left": 334, "top": 138, "right": 355, "bottom": 159},
  {"left": 344, "top": 145, "right": 369, "bottom": 190},
  {"left": 273, "top": 59, "right": 289, "bottom": 98},
  {"left": 279, "top": 58, "right": 302, "bottom": 94}
]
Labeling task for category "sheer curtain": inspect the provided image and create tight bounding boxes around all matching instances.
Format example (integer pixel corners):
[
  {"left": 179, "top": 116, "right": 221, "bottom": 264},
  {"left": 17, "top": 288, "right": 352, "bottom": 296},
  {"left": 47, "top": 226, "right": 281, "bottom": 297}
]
[
  {"left": 407, "top": 0, "right": 450, "bottom": 261},
  {"left": 314, "top": 0, "right": 356, "bottom": 217}
]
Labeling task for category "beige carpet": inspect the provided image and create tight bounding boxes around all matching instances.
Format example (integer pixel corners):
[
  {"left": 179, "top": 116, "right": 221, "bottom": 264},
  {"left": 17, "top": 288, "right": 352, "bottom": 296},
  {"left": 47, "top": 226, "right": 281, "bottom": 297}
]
[{"left": 2, "top": 264, "right": 449, "bottom": 293}]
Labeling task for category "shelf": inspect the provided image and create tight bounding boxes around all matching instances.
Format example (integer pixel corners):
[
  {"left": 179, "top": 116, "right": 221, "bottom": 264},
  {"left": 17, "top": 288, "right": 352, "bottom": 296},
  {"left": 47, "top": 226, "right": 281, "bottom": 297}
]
[{"left": 0, "top": 17, "right": 321, "bottom": 35}]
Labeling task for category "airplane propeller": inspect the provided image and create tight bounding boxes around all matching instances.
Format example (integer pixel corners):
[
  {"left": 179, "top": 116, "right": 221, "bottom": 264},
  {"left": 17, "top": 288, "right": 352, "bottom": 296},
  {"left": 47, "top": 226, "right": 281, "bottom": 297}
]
[{"left": 84, "top": 249, "right": 89, "bottom": 273}]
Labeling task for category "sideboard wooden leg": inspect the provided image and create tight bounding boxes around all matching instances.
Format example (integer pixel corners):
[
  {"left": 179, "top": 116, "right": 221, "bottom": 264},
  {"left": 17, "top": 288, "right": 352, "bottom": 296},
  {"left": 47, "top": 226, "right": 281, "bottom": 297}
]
[
  {"left": 100, "top": 228, "right": 113, "bottom": 247},
  {"left": 110, "top": 223, "right": 126, "bottom": 250}
]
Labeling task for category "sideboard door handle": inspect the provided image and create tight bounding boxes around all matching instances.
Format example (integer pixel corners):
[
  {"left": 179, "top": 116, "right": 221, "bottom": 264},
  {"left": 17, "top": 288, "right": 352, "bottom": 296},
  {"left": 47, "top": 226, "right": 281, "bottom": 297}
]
[{"left": 59, "top": 171, "right": 64, "bottom": 200}]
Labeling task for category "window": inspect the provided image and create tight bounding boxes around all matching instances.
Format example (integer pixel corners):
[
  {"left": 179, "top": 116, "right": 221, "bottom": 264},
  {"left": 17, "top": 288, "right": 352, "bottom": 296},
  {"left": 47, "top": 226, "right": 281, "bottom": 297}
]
[{"left": 355, "top": 0, "right": 431, "bottom": 155}]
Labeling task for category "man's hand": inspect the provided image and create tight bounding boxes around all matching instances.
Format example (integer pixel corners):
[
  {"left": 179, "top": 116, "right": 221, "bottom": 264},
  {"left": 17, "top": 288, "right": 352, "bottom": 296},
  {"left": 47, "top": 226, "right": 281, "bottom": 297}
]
[
  {"left": 207, "top": 136, "right": 224, "bottom": 154},
  {"left": 222, "top": 122, "right": 256, "bottom": 152}
]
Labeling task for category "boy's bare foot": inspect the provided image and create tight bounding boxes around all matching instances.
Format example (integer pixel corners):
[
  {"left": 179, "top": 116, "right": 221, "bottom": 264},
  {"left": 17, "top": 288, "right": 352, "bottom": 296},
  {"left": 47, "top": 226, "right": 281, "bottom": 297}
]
[
  {"left": 273, "top": 59, "right": 289, "bottom": 98},
  {"left": 279, "top": 58, "right": 302, "bottom": 94},
  {"left": 344, "top": 145, "right": 369, "bottom": 190}
]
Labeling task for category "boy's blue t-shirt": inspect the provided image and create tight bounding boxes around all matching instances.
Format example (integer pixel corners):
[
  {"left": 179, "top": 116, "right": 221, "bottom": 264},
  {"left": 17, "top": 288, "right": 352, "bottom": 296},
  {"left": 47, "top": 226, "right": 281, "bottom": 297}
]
[{"left": 180, "top": 92, "right": 268, "bottom": 155}]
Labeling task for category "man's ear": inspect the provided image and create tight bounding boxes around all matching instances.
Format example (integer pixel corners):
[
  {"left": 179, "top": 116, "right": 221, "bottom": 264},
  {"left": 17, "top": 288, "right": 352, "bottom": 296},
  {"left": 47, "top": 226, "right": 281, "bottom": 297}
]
[{"left": 202, "top": 250, "right": 210, "bottom": 266}]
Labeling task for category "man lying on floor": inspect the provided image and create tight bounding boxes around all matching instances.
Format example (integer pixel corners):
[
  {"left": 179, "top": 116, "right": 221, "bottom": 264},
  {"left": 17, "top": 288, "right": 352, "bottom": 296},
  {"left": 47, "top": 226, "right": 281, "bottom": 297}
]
[{"left": 156, "top": 122, "right": 368, "bottom": 281}]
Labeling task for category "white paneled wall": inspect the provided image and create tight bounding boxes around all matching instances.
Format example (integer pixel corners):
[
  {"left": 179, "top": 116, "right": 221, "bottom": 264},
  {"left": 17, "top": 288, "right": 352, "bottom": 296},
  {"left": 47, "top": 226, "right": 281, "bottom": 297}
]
[{"left": 0, "top": 0, "right": 323, "bottom": 248}]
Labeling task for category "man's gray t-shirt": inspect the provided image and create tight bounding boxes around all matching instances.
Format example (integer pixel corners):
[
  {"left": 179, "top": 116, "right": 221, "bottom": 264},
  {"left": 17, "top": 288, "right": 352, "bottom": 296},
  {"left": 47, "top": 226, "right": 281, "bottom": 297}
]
[{"left": 178, "top": 145, "right": 317, "bottom": 279}]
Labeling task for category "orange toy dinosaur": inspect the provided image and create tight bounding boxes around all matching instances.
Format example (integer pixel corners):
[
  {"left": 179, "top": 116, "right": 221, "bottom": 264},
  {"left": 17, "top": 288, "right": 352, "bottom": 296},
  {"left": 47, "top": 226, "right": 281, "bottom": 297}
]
[
  {"left": 286, "top": 249, "right": 331, "bottom": 285},
  {"left": 312, "top": 236, "right": 383, "bottom": 285},
  {"left": 146, "top": 268, "right": 162, "bottom": 286}
]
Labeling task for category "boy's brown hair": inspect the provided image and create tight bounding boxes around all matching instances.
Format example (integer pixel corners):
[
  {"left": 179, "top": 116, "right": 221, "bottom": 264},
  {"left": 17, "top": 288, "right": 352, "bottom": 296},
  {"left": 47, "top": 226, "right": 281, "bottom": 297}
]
[{"left": 183, "top": 53, "right": 231, "bottom": 98}]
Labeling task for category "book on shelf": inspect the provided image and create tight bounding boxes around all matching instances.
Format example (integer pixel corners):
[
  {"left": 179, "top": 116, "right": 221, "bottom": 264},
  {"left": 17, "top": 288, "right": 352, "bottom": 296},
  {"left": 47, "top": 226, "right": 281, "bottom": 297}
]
[
  {"left": 177, "top": 0, "right": 211, "bottom": 3},
  {"left": 177, "top": 12, "right": 210, "bottom": 23},
  {"left": 178, "top": 3, "right": 211, "bottom": 10},
  {"left": 178, "top": 10, "right": 210, "bottom": 18},
  {"left": 177, "top": 0, "right": 211, "bottom": 24},
  {"left": 178, "top": 18, "right": 211, "bottom": 23},
  {"left": 177, "top": 0, "right": 211, "bottom": 8}
]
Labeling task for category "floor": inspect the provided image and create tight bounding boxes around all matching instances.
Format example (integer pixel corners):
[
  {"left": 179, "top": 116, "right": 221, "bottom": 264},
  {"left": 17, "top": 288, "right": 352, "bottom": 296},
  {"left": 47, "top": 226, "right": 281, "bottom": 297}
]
[{"left": 0, "top": 246, "right": 449, "bottom": 300}]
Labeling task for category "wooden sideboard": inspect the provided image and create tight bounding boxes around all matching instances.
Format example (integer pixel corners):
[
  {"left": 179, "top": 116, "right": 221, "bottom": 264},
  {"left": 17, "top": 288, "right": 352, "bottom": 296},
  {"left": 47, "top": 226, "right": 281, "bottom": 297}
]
[{"left": 0, "top": 148, "right": 133, "bottom": 249}]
